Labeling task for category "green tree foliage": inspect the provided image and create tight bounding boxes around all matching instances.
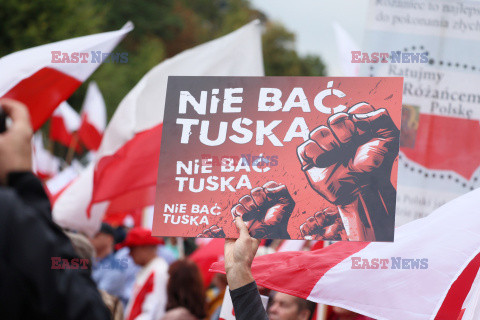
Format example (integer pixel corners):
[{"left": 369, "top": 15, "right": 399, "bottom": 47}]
[
  {"left": 262, "top": 22, "right": 326, "bottom": 76},
  {"left": 0, "top": 0, "right": 326, "bottom": 121},
  {"left": 0, "top": 0, "right": 106, "bottom": 56}
]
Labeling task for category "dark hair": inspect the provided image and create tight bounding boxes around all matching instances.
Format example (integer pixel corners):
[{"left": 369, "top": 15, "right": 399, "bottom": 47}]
[
  {"left": 99, "top": 222, "right": 115, "bottom": 237},
  {"left": 294, "top": 297, "right": 316, "bottom": 320},
  {"left": 166, "top": 259, "right": 206, "bottom": 319}
]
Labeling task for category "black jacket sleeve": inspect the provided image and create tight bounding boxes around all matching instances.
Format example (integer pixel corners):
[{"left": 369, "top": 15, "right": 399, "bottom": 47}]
[
  {"left": 230, "top": 281, "right": 268, "bottom": 320},
  {"left": 0, "top": 171, "right": 110, "bottom": 320}
]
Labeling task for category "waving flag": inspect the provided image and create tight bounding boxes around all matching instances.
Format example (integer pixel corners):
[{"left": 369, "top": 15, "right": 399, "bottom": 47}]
[
  {"left": 78, "top": 81, "right": 106, "bottom": 151},
  {"left": 190, "top": 239, "right": 225, "bottom": 288},
  {"left": 45, "top": 160, "right": 84, "bottom": 204},
  {"left": 49, "top": 101, "right": 81, "bottom": 148},
  {"left": 0, "top": 22, "right": 132, "bottom": 131},
  {"left": 211, "top": 189, "right": 480, "bottom": 320},
  {"left": 456, "top": 269, "right": 480, "bottom": 320},
  {"left": 32, "top": 133, "right": 60, "bottom": 180},
  {"left": 53, "top": 20, "right": 264, "bottom": 236}
]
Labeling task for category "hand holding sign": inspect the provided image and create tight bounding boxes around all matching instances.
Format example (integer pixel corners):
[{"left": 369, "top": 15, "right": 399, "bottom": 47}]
[
  {"left": 297, "top": 103, "right": 399, "bottom": 241},
  {"left": 231, "top": 181, "right": 295, "bottom": 239}
]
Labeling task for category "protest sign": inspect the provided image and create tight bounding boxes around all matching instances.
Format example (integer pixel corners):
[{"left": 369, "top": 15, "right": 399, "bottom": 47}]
[
  {"left": 153, "top": 76, "right": 403, "bottom": 241},
  {"left": 361, "top": 0, "right": 480, "bottom": 225}
]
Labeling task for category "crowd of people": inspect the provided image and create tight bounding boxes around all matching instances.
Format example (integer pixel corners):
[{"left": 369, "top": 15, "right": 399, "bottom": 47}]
[{"left": 0, "top": 97, "right": 375, "bottom": 319}]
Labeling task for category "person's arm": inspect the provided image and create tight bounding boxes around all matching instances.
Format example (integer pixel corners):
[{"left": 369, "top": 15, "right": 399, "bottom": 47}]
[
  {"left": 1, "top": 173, "right": 110, "bottom": 320},
  {"left": 224, "top": 217, "right": 268, "bottom": 320},
  {"left": 0, "top": 98, "right": 109, "bottom": 320},
  {"left": 230, "top": 281, "right": 268, "bottom": 320}
]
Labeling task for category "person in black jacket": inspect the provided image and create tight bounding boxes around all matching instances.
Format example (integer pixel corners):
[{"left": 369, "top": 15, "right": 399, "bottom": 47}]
[{"left": 0, "top": 98, "right": 110, "bottom": 319}]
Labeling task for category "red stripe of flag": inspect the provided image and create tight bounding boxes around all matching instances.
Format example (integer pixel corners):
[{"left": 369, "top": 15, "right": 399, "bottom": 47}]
[
  {"left": 78, "top": 113, "right": 103, "bottom": 150},
  {"left": 435, "top": 251, "right": 480, "bottom": 319},
  {"left": 210, "top": 241, "right": 369, "bottom": 299},
  {"left": 89, "top": 124, "right": 162, "bottom": 217},
  {"left": 2, "top": 67, "right": 81, "bottom": 131},
  {"left": 127, "top": 272, "right": 155, "bottom": 320}
]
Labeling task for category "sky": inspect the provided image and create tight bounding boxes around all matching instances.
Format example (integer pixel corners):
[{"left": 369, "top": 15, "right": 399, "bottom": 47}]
[{"left": 250, "top": 0, "right": 370, "bottom": 76}]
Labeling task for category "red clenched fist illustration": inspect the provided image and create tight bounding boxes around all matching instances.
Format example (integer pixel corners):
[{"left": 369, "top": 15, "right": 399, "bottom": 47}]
[
  {"left": 231, "top": 181, "right": 295, "bottom": 239},
  {"left": 197, "top": 225, "right": 225, "bottom": 238},
  {"left": 297, "top": 103, "right": 399, "bottom": 241},
  {"left": 300, "top": 207, "right": 348, "bottom": 241}
]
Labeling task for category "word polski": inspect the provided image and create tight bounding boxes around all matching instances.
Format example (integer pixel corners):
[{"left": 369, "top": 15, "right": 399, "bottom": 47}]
[
  {"left": 351, "top": 51, "right": 429, "bottom": 64},
  {"left": 176, "top": 82, "right": 348, "bottom": 147},
  {"left": 351, "top": 257, "right": 429, "bottom": 269},
  {"left": 51, "top": 51, "right": 128, "bottom": 63}
]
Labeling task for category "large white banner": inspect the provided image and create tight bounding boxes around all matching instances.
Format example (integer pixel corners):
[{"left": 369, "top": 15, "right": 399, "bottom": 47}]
[{"left": 361, "top": 0, "right": 480, "bottom": 225}]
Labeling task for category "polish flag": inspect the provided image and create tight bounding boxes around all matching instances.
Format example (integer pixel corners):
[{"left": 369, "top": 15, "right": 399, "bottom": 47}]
[
  {"left": 32, "top": 133, "right": 61, "bottom": 180},
  {"left": 78, "top": 81, "right": 106, "bottom": 151},
  {"left": 49, "top": 101, "right": 81, "bottom": 148},
  {"left": 211, "top": 189, "right": 480, "bottom": 320},
  {"left": 45, "top": 160, "right": 85, "bottom": 204},
  {"left": 52, "top": 20, "right": 264, "bottom": 236},
  {"left": 454, "top": 266, "right": 480, "bottom": 319},
  {"left": 0, "top": 22, "right": 132, "bottom": 131}
]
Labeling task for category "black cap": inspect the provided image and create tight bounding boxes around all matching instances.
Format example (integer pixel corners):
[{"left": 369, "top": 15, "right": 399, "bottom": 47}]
[{"left": 99, "top": 222, "right": 115, "bottom": 237}]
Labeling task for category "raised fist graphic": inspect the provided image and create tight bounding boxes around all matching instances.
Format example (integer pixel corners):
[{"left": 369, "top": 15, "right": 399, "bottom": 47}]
[
  {"left": 197, "top": 225, "right": 225, "bottom": 238},
  {"left": 231, "top": 181, "right": 295, "bottom": 239},
  {"left": 300, "top": 207, "right": 347, "bottom": 241},
  {"left": 297, "top": 103, "right": 399, "bottom": 241}
]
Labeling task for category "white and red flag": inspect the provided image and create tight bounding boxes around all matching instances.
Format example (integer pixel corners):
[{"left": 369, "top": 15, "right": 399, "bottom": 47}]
[
  {"left": 45, "top": 160, "right": 85, "bottom": 204},
  {"left": 211, "top": 188, "right": 480, "bottom": 320},
  {"left": 78, "top": 81, "right": 106, "bottom": 151},
  {"left": 52, "top": 20, "right": 264, "bottom": 236},
  {"left": 32, "top": 133, "right": 60, "bottom": 180},
  {"left": 49, "top": 101, "right": 81, "bottom": 148},
  {"left": 0, "top": 22, "right": 132, "bottom": 131}
]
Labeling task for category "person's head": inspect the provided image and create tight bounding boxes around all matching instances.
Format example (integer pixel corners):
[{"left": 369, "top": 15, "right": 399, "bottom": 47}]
[
  {"left": 129, "top": 245, "right": 157, "bottom": 266},
  {"left": 212, "top": 273, "right": 228, "bottom": 291},
  {"left": 166, "top": 259, "right": 206, "bottom": 319},
  {"left": 90, "top": 223, "right": 115, "bottom": 259},
  {"left": 268, "top": 291, "right": 316, "bottom": 320},
  {"left": 65, "top": 231, "right": 95, "bottom": 272},
  {"left": 330, "top": 306, "right": 362, "bottom": 319},
  {"left": 119, "top": 227, "right": 163, "bottom": 267}
]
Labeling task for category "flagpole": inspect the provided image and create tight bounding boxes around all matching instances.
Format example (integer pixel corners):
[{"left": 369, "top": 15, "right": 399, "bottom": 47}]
[
  {"left": 317, "top": 304, "right": 327, "bottom": 320},
  {"left": 47, "top": 120, "right": 55, "bottom": 156},
  {"left": 66, "top": 132, "right": 79, "bottom": 165}
]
